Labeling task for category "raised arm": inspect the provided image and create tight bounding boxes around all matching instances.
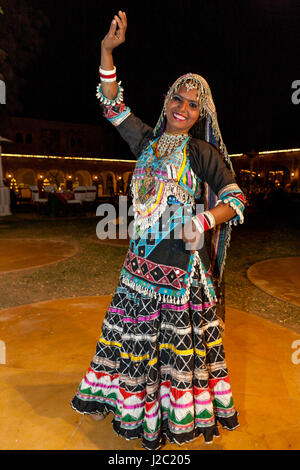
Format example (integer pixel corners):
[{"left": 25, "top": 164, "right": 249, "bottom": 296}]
[
  {"left": 96, "top": 11, "right": 153, "bottom": 158},
  {"left": 100, "top": 11, "right": 127, "bottom": 100}
]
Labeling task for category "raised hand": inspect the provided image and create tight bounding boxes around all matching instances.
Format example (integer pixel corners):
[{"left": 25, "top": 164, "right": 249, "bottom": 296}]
[{"left": 101, "top": 11, "right": 127, "bottom": 52}]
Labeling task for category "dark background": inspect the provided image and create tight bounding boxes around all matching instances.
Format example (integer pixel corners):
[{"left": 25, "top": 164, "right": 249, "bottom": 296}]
[{"left": 9, "top": 0, "right": 300, "bottom": 156}]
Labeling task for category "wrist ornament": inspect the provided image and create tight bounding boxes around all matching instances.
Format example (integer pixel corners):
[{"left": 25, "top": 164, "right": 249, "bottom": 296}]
[
  {"left": 99, "top": 66, "right": 117, "bottom": 82},
  {"left": 96, "top": 81, "right": 124, "bottom": 106},
  {"left": 192, "top": 211, "right": 216, "bottom": 234}
]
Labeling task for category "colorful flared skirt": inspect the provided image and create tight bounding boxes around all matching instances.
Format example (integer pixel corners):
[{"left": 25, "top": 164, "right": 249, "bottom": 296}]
[{"left": 70, "top": 261, "right": 239, "bottom": 449}]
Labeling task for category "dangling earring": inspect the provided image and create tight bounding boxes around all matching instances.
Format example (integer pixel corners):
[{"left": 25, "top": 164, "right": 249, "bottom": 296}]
[{"left": 159, "top": 101, "right": 167, "bottom": 135}]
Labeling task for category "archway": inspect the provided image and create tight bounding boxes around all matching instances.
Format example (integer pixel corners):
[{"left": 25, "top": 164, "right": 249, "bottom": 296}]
[
  {"left": 102, "top": 171, "right": 116, "bottom": 195},
  {"left": 73, "top": 170, "right": 92, "bottom": 187},
  {"left": 15, "top": 168, "right": 36, "bottom": 187},
  {"left": 97, "top": 174, "right": 104, "bottom": 196}
]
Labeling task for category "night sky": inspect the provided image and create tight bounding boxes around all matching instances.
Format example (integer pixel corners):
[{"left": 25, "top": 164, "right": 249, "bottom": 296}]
[{"left": 19, "top": 0, "right": 300, "bottom": 156}]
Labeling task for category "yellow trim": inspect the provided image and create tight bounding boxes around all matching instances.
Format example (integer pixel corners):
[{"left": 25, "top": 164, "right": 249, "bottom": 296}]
[
  {"left": 98, "top": 336, "right": 219, "bottom": 362},
  {"left": 148, "top": 357, "right": 158, "bottom": 366},
  {"left": 176, "top": 144, "right": 187, "bottom": 182},
  {"left": 159, "top": 343, "right": 193, "bottom": 356},
  {"left": 135, "top": 180, "right": 165, "bottom": 217},
  {"left": 207, "top": 338, "right": 222, "bottom": 348},
  {"left": 99, "top": 337, "right": 122, "bottom": 348},
  {"left": 194, "top": 348, "right": 207, "bottom": 357},
  {"left": 120, "top": 352, "right": 150, "bottom": 361}
]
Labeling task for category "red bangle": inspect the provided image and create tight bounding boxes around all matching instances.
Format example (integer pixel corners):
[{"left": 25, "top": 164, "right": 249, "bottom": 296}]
[
  {"left": 195, "top": 213, "right": 210, "bottom": 231},
  {"left": 99, "top": 72, "right": 116, "bottom": 79}
]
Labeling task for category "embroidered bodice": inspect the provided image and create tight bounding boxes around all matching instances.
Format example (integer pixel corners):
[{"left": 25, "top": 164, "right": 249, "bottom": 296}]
[{"left": 132, "top": 135, "right": 201, "bottom": 233}]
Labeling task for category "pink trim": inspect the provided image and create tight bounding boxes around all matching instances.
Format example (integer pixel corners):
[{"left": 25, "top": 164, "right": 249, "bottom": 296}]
[
  {"left": 161, "top": 303, "right": 189, "bottom": 311},
  {"left": 122, "top": 310, "right": 160, "bottom": 324},
  {"left": 108, "top": 307, "right": 125, "bottom": 315},
  {"left": 195, "top": 399, "right": 212, "bottom": 405},
  {"left": 213, "top": 389, "right": 232, "bottom": 396}
]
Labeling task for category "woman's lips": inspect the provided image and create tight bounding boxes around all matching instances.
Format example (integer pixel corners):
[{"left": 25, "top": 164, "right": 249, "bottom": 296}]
[{"left": 173, "top": 112, "right": 187, "bottom": 121}]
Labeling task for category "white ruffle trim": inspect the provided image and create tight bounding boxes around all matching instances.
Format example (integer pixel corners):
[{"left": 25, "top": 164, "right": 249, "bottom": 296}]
[{"left": 216, "top": 198, "right": 244, "bottom": 226}]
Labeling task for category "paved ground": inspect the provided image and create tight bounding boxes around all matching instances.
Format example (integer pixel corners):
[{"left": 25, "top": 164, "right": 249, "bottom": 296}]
[
  {"left": 0, "top": 238, "right": 78, "bottom": 274},
  {"left": 247, "top": 257, "right": 300, "bottom": 307},
  {"left": 0, "top": 295, "right": 300, "bottom": 450}
]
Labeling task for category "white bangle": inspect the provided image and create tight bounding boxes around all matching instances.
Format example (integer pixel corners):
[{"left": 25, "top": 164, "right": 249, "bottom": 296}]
[
  {"left": 99, "top": 66, "right": 116, "bottom": 76},
  {"left": 100, "top": 76, "right": 117, "bottom": 83},
  {"left": 192, "top": 216, "right": 204, "bottom": 234}
]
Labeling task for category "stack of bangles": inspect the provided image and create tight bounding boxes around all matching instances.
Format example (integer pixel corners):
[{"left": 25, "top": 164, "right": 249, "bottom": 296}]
[
  {"left": 192, "top": 211, "right": 216, "bottom": 234},
  {"left": 99, "top": 66, "right": 117, "bottom": 82}
]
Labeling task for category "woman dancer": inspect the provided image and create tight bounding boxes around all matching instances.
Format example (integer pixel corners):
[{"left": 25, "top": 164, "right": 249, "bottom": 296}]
[{"left": 71, "top": 11, "right": 246, "bottom": 450}]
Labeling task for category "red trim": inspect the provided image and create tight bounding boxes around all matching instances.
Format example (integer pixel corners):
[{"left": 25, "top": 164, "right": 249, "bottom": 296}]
[
  {"left": 196, "top": 213, "right": 210, "bottom": 231},
  {"left": 208, "top": 376, "right": 230, "bottom": 389},
  {"left": 99, "top": 72, "right": 116, "bottom": 79}
]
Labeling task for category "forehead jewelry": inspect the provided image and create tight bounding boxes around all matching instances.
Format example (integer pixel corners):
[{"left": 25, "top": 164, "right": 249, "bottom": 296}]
[{"left": 162, "top": 80, "right": 203, "bottom": 116}]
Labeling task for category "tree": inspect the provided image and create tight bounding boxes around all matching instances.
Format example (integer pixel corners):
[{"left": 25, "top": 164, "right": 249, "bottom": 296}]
[{"left": 0, "top": 0, "right": 49, "bottom": 115}]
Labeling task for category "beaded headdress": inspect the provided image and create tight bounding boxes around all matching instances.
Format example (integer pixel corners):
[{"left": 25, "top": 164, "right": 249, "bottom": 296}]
[{"left": 153, "top": 73, "right": 236, "bottom": 291}]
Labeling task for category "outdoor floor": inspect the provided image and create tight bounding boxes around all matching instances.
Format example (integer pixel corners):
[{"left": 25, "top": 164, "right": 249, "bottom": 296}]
[{"left": 0, "top": 234, "right": 300, "bottom": 450}]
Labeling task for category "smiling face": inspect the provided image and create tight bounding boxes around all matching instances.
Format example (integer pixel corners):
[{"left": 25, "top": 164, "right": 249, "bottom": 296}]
[{"left": 165, "top": 84, "right": 201, "bottom": 135}]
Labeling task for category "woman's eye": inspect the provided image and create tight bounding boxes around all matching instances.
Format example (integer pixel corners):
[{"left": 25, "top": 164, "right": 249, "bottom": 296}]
[
  {"left": 172, "top": 95, "right": 181, "bottom": 101},
  {"left": 190, "top": 102, "right": 198, "bottom": 108}
]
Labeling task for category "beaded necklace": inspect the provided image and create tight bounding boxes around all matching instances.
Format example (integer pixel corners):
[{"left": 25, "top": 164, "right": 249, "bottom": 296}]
[{"left": 156, "top": 132, "right": 188, "bottom": 159}]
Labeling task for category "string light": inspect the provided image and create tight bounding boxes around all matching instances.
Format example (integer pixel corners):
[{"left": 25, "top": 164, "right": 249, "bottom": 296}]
[
  {"left": 2, "top": 147, "right": 300, "bottom": 161},
  {"left": 1, "top": 153, "right": 136, "bottom": 163},
  {"left": 258, "top": 148, "right": 300, "bottom": 155}
]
